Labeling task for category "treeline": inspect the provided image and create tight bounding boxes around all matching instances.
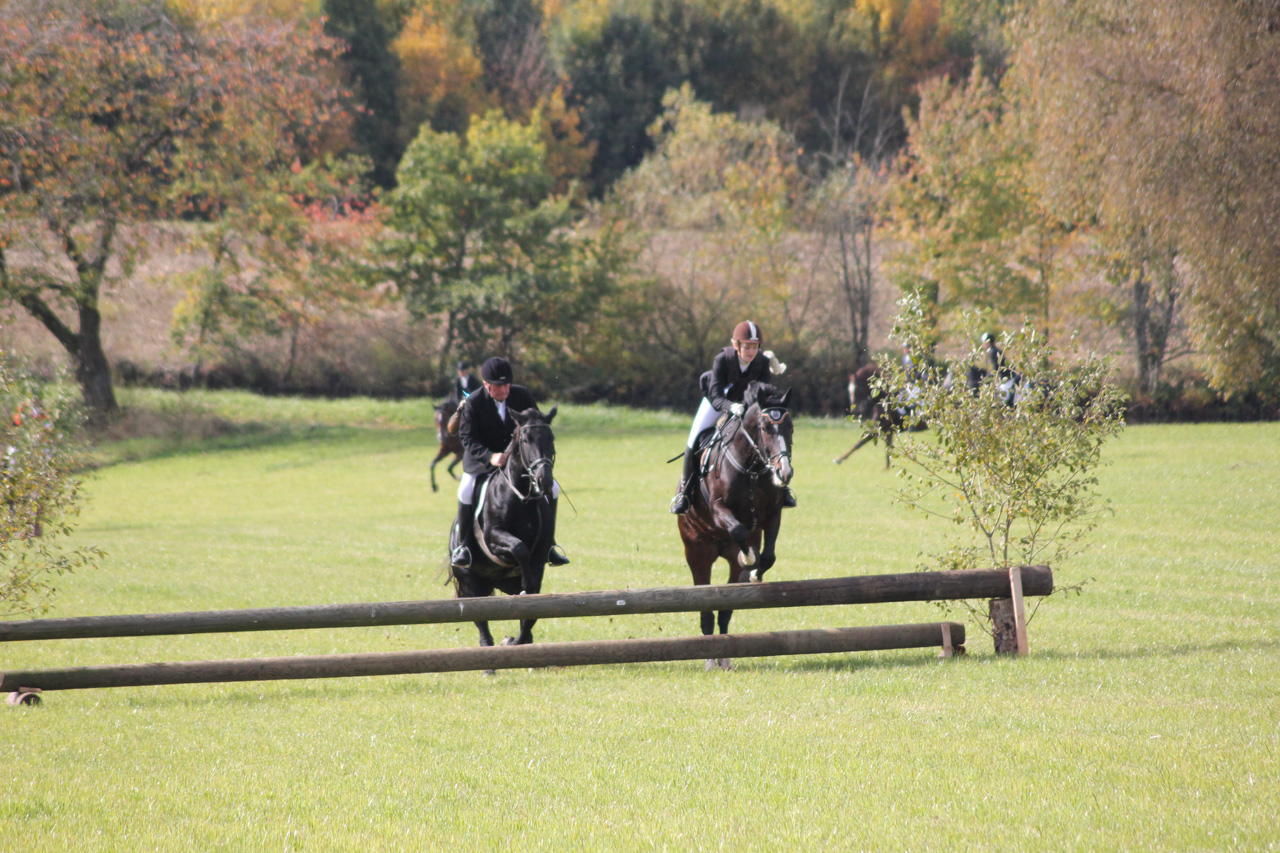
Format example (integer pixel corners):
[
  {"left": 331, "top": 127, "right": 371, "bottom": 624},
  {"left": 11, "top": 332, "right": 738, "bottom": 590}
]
[{"left": 2, "top": 0, "right": 1277, "bottom": 421}]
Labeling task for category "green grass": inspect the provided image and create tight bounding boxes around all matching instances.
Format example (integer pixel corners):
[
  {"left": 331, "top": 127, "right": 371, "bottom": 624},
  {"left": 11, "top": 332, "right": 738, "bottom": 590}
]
[{"left": 3, "top": 391, "right": 1278, "bottom": 850}]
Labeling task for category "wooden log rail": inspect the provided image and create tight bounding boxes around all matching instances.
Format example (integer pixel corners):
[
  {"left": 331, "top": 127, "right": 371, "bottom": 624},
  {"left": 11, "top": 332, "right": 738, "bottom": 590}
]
[
  {"left": 0, "top": 567, "right": 1052, "bottom": 642},
  {"left": 1, "top": 623, "right": 965, "bottom": 692}
]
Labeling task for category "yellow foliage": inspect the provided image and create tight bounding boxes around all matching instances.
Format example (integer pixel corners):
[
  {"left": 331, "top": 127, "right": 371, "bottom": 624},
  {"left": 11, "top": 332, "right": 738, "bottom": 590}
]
[
  {"left": 531, "top": 86, "right": 595, "bottom": 198},
  {"left": 392, "top": 8, "right": 494, "bottom": 136}
]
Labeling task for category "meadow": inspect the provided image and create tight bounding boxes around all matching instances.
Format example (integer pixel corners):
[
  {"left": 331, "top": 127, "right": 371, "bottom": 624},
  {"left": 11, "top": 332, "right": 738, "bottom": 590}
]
[{"left": 2, "top": 389, "right": 1278, "bottom": 851}]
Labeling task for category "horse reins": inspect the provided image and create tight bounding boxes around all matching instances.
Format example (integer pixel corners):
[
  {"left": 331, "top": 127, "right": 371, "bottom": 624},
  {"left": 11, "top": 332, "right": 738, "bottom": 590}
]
[{"left": 500, "top": 422, "right": 556, "bottom": 503}]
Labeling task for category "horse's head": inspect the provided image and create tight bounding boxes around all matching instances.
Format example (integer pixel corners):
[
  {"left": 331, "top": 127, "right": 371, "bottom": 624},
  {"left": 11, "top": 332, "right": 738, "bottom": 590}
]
[
  {"left": 507, "top": 404, "right": 557, "bottom": 499},
  {"left": 744, "top": 383, "right": 794, "bottom": 488}
]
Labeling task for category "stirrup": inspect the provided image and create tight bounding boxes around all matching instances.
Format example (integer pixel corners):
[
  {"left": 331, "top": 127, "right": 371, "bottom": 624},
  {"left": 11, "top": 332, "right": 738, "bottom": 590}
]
[
  {"left": 450, "top": 545, "right": 472, "bottom": 568},
  {"left": 548, "top": 545, "right": 570, "bottom": 566},
  {"left": 670, "top": 492, "right": 690, "bottom": 514}
]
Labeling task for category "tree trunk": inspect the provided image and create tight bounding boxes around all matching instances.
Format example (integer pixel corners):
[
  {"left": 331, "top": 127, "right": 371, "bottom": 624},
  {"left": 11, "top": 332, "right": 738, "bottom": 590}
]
[{"left": 75, "top": 302, "right": 118, "bottom": 427}]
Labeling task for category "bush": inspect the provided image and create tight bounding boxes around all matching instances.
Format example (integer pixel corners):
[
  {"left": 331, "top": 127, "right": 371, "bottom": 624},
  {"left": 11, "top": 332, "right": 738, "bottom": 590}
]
[
  {"left": 1, "top": 354, "right": 100, "bottom": 616},
  {"left": 880, "top": 297, "right": 1126, "bottom": 641}
]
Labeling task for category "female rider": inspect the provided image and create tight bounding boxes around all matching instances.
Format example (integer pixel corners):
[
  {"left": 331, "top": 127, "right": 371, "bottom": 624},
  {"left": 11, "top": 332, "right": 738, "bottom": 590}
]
[{"left": 670, "top": 321, "right": 794, "bottom": 514}]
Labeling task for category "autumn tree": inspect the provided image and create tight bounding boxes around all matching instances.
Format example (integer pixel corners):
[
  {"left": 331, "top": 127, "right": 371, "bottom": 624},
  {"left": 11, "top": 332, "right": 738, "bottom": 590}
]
[
  {"left": 170, "top": 157, "right": 379, "bottom": 385},
  {"left": 377, "top": 110, "right": 617, "bottom": 373},
  {"left": 1015, "top": 0, "right": 1280, "bottom": 395},
  {"left": 888, "top": 63, "right": 1068, "bottom": 343},
  {"left": 0, "top": 0, "right": 345, "bottom": 425},
  {"left": 808, "top": 158, "right": 891, "bottom": 369},
  {"left": 592, "top": 85, "right": 804, "bottom": 402}
]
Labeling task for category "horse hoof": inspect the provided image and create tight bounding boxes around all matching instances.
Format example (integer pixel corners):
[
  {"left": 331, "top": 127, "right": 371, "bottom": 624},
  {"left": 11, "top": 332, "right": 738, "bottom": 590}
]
[
  {"left": 501, "top": 637, "right": 517, "bottom": 645},
  {"left": 740, "top": 549, "right": 757, "bottom": 568},
  {"left": 748, "top": 569, "right": 760, "bottom": 583},
  {"left": 833, "top": 458, "right": 843, "bottom": 465},
  {"left": 483, "top": 669, "right": 496, "bottom": 677},
  {"left": 704, "top": 659, "right": 719, "bottom": 671},
  {"left": 719, "top": 658, "right": 732, "bottom": 670}
]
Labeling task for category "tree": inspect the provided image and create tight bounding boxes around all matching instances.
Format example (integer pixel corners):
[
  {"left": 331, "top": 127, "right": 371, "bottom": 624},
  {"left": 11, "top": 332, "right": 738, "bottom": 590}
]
[
  {"left": 563, "top": 13, "right": 681, "bottom": 194},
  {"left": 324, "top": 0, "right": 403, "bottom": 187},
  {"left": 888, "top": 63, "right": 1068, "bottom": 342},
  {"left": 377, "top": 110, "right": 616, "bottom": 372},
  {"left": 0, "top": 1, "right": 344, "bottom": 425},
  {"left": 1015, "top": 0, "right": 1280, "bottom": 395},
  {"left": 170, "top": 157, "right": 379, "bottom": 384},
  {"left": 591, "top": 85, "right": 804, "bottom": 402},
  {"left": 1, "top": 354, "right": 99, "bottom": 616},
  {"left": 880, "top": 294, "right": 1125, "bottom": 647},
  {"left": 809, "top": 157, "right": 891, "bottom": 369}
]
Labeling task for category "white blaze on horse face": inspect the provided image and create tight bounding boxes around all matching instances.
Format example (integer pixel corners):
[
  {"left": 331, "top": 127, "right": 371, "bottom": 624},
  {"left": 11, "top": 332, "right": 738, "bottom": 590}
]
[{"left": 773, "top": 434, "right": 793, "bottom": 486}]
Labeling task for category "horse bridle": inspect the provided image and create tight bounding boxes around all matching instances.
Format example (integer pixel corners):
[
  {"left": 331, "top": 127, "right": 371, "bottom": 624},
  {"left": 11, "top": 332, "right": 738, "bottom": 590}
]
[
  {"left": 724, "top": 407, "right": 791, "bottom": 480},
  {"left": 501, "top": 422, "right": 555, "bottom": 502}
]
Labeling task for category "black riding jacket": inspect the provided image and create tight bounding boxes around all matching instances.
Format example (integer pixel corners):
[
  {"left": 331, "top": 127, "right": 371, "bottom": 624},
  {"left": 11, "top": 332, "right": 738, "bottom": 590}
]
[
  {"left": 700, "top": 347, "right": 773, "bottom": 413},
  {"left": 458, "top": 384, "right": 539, "bottom": 475},
  {"left": 448, "top": 373, "right": 482, "bottom": 405}
]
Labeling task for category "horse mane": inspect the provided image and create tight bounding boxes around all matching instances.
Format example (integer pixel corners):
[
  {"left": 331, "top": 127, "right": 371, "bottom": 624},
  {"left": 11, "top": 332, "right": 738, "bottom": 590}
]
[{"left": 745, "top": 381, "right": 786, "bottom": 411}]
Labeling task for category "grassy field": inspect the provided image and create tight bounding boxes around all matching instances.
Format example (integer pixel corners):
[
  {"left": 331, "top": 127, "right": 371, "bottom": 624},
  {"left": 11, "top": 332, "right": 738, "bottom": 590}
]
[{"left": 3, "top": 389, "right": 1278, "bottom": 851}]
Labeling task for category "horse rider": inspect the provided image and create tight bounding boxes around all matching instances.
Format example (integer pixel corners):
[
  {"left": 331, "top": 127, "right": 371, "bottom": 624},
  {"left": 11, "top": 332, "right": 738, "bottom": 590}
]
[
  {"left": 670, "top": 320, "right": 795, "bottom": 514},
  {"left": 451, "top": 356, "right": 569, "bottom": 569},
  {"left": 981, "top": 331, "right": 1020, "bottom": 406},
  {"left": 448, "top": 360, "right": 482, "bottom": 406}
]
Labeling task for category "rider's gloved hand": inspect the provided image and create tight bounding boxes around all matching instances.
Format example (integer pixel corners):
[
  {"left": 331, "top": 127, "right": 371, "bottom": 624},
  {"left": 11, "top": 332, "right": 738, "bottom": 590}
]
[{"left": 729, "top": 403, "right": 745, "bottom": 417}]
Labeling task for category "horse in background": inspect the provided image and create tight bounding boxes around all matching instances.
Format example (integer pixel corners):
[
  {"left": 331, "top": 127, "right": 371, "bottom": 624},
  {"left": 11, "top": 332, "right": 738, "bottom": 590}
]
[
  {"left": 834, "top": 363, "right": 920, "bottom": 469},
  {"left": 430, "top": 399, "right": 464, "bottom": 492},
  {"left": 677, "top": 382, "right": 794, "bottom": 670},
  {"left": 447, "top": 405, "right": 560, "bottom": 650}
]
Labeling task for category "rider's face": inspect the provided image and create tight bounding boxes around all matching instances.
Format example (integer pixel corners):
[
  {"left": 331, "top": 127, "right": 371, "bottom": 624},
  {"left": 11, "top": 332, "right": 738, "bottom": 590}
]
[
  {"left": 734, "top": 340, "right": 760, "bottom": 361},
  {"left": 485, "top": 380, "right": 511, "bottom": 402}
]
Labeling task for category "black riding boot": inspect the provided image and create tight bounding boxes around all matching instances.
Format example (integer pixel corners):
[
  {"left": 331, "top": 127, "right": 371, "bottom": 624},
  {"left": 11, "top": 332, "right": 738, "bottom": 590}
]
[
  {"left": 451, "top": 501, "right": 475, "bottom": 568},
  {"left": 669, "top": 446, "right": 700, "bottom": 514},
  {"left": 546, "top": 496, "right": 570, "bottom": 566},
  {"left": 782, "top": 486, "right": 797, "bottom": 508}
]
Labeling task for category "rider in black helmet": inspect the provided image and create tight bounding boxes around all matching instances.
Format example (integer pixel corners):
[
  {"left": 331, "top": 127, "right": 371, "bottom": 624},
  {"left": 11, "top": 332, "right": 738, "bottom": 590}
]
[{"left": 450, "top": 357, "right": 569, "bottom": 568}]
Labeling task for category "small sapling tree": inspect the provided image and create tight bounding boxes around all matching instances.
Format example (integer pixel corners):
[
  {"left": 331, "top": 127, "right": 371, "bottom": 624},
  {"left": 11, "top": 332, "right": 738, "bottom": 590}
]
[
  {"left": 1, "top": 355, "right": 101, "bottom": 617},
  {"left": 879, "top": 295, "right": 1126, "bottom": 651}
]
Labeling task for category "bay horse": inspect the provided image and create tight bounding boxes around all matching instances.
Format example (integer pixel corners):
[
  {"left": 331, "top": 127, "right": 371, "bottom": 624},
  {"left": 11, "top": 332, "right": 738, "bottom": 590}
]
[
  {"left": 677, "top": 382, "right": 793, "bottom": 670},
  {"left": 447, "top": 405, "right": 559, "bottom": 649},
  {"left": 834, "top": 363, "right": 918, "bottom": 469},
  {"left": 430, "top": 399, "right": 464, "bottom": 492}
]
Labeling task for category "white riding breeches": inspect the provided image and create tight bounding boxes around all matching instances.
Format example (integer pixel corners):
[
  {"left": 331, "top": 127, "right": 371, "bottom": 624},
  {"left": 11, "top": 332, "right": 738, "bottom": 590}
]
[
  {"left": 458, "top": 471, "right": 559, "bottom": 503},
  {"left": 686, "top": 397, "right": 721, "bottom": 448}
]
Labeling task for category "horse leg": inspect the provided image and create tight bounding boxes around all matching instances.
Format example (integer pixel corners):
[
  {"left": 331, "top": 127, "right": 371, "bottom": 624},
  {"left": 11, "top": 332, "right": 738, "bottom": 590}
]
[
  {"left": 680, "top": 525, "right": 720, "bottom": 669},
  {"left": 447, "top": 454, "right": 462, "bottom": 481},
  {"left": 754, "top": 512, "right": 782, "bottom": 579},
  {"left": 884, "top": 428, "right": 894, "bottom": 470},
  {"left": 429, "top": 446, "right": 449, "bottom": 493},
  {"left": 452, "top": 568, "right": 497, "bottom": 650},
  {"left": 515, "top": 565, "right": 544, "bottom": 646},
  {"left": 709, "top": 503, "right": 755, "bottom": 569},
  {"left": 834, "top": 432, "right": 877, "bottom": 464}
]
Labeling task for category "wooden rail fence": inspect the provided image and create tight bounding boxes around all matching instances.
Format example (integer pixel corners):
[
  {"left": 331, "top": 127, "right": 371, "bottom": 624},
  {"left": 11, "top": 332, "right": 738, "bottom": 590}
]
[{"left": 2, "top": 566, "right": 1049, "bottom": 702}]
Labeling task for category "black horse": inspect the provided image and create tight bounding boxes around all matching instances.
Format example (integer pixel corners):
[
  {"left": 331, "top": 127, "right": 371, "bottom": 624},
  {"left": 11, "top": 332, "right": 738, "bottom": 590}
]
[
  {"left": 677, "top": 382, "right": 793, "bottom": 670},
  {"left": 447, "top": 404, "right": 559, "bottom": 648},
  {"left": 430, "top": 400, "right": 464, "bottom": 493},
  {"left": 835, "top": 363, "right": 923, "bottom": 469}
]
